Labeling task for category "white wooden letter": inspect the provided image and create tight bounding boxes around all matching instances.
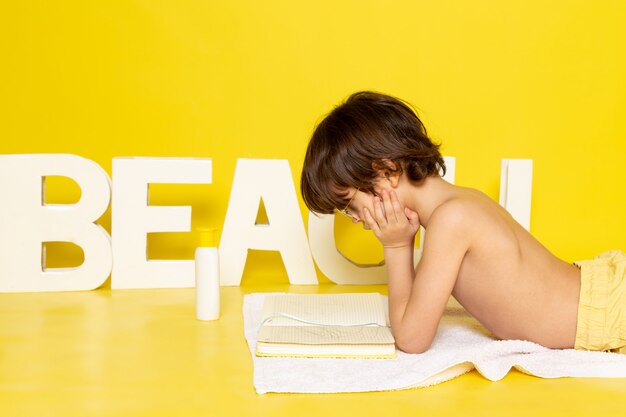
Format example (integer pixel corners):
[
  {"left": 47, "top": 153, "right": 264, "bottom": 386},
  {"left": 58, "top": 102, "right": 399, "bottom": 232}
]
[
  {"left": 499, "top": 159, "right": 533, "bottom": 230},
  {"left": 219, "top": 159, "right": 317, "bottom": 286},
  {"left": 307, "top": 213, "right": 389, "bottom": 284},
  {"left": 111, "top": 157, "right": 212, "bottom": 289},
  {"left": 0, "top": 154, "right": 112, "bottom": 292},
  {"left": 442, "top": 156, "right": 456, "bottom": 185}
]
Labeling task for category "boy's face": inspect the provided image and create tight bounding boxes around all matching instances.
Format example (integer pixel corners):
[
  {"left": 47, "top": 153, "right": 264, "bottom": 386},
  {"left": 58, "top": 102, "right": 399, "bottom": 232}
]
[
  {"left": 337, "top": 187, "right": 370, "bottom": 227},
  {"left": 338, "top": 182, "right": 393, "bottom": 230}
]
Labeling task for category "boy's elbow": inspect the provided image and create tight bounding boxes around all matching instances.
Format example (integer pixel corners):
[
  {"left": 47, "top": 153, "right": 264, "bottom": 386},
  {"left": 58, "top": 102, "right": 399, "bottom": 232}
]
[{"left": 394, "top": 332, "right": 432, "bottom": 354}]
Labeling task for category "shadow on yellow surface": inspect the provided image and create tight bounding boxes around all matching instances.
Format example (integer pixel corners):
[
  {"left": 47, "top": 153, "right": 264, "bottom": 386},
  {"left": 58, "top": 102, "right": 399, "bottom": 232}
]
[{"left": 1, "top": 284, "right": 625, "bottom": 417}]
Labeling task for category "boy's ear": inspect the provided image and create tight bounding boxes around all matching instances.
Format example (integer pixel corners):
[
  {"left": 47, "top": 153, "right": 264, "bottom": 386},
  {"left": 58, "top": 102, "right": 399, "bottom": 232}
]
[{"left": 371, "top": 159, "right": 400, "bottom": 187}]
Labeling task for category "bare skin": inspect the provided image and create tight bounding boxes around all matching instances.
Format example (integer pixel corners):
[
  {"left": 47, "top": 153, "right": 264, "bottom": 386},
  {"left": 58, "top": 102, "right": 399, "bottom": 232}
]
[{"left": 341, "top": 167, "right": 581, "bottom": 354}]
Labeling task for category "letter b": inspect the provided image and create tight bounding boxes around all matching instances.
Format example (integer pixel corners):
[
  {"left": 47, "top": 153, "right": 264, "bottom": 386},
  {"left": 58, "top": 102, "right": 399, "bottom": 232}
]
[{"left": 0, "top": 154, "right": 112, "bottom": 292}]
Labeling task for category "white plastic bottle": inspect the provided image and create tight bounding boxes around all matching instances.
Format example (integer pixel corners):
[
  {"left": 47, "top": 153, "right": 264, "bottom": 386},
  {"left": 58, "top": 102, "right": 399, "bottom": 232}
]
[{"left": 195, "top": 227, "right": 220, "bottom": 321}]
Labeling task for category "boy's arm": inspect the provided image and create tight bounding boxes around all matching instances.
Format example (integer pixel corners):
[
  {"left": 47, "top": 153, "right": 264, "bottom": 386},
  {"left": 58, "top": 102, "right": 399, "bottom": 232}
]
[
  {"left": 364, "top": 191, "right": 468, "bottom": 354},
  {"left": 389, "top": 207, "right": 467, "bottom": 353}
]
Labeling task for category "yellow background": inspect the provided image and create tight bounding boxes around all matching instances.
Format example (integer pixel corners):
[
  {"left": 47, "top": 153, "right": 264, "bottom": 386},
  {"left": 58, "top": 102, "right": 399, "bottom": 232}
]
[
  {"left": 2, "top": 3, "right": 626, "bottom": 415},
  {"left": 2, "top": 1, "right": 625, "bottom": 285}
]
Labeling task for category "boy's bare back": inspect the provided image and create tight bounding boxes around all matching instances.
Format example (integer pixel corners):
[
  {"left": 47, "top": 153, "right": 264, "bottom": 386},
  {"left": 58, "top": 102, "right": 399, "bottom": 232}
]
[{"left": 442, "top": 184, "right": 581, "bottom": 349}]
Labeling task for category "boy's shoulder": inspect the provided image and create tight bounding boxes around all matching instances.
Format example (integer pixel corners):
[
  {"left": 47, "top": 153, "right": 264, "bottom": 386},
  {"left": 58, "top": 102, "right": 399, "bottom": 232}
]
[
  {"left": 430, "top": 190, "right": 482, "bottom": 224},
  {"left": 429, "top": 198, "right": 466, "bottom": 226},
  {"left": 427, "top": 189, "right": 490, "bottom": 238},
  {"left": 425, "top": 198, "right": 470, "bottom": 245},
  {"left": 421, "top": 196, "right": 476, "bottom": 261}
]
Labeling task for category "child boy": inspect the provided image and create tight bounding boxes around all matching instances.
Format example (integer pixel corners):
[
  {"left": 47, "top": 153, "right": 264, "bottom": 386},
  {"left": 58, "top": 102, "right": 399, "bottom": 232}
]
[{"left": 300, "top": 91, "right": 626, "bottom": 354}]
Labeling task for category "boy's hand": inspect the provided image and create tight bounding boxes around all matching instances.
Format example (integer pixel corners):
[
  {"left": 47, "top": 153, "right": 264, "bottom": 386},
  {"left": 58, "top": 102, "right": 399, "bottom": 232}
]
[{"left": 363, "top": 189, "right": 420, "bottom": 249}]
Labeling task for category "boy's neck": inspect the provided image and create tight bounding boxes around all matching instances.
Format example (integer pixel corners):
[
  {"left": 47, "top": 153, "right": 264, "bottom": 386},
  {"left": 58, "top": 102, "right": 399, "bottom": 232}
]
[{"left": 402, "top": 175, "right": 455, "bottom": 228}]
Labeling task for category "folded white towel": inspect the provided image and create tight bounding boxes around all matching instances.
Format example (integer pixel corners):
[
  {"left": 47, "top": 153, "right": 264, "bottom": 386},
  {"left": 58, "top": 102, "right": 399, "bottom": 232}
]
[{"left": 243, "top": 293, "right": 626, "bottom": 394}]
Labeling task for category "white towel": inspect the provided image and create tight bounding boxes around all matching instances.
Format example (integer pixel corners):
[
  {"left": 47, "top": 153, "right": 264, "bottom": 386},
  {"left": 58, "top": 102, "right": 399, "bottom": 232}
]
[{"left": 243, "top": 293, "right": 626, "bottom": 394}]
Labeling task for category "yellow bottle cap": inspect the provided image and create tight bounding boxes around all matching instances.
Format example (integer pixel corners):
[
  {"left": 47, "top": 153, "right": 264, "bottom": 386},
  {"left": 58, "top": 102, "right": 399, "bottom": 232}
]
[{"left": 197, "top": 227, "right": 217, "bottom": 247}]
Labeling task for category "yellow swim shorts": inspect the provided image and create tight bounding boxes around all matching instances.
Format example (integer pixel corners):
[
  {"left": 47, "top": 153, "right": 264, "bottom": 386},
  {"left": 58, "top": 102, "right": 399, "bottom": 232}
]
[{"left": 574, "top": 250, "right": 626, "bottom": 354}]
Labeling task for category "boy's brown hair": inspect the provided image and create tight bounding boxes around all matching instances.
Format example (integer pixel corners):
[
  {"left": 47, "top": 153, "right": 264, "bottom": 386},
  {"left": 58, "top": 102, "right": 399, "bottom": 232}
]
[{"left": 301, "top": 91, "right": 446, "bottom": 214}]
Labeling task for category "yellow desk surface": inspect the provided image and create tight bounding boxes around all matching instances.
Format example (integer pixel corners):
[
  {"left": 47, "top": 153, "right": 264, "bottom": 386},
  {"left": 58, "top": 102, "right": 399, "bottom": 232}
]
[{"left": 1, "top": 284, "right": 625, "bottom": 417}]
